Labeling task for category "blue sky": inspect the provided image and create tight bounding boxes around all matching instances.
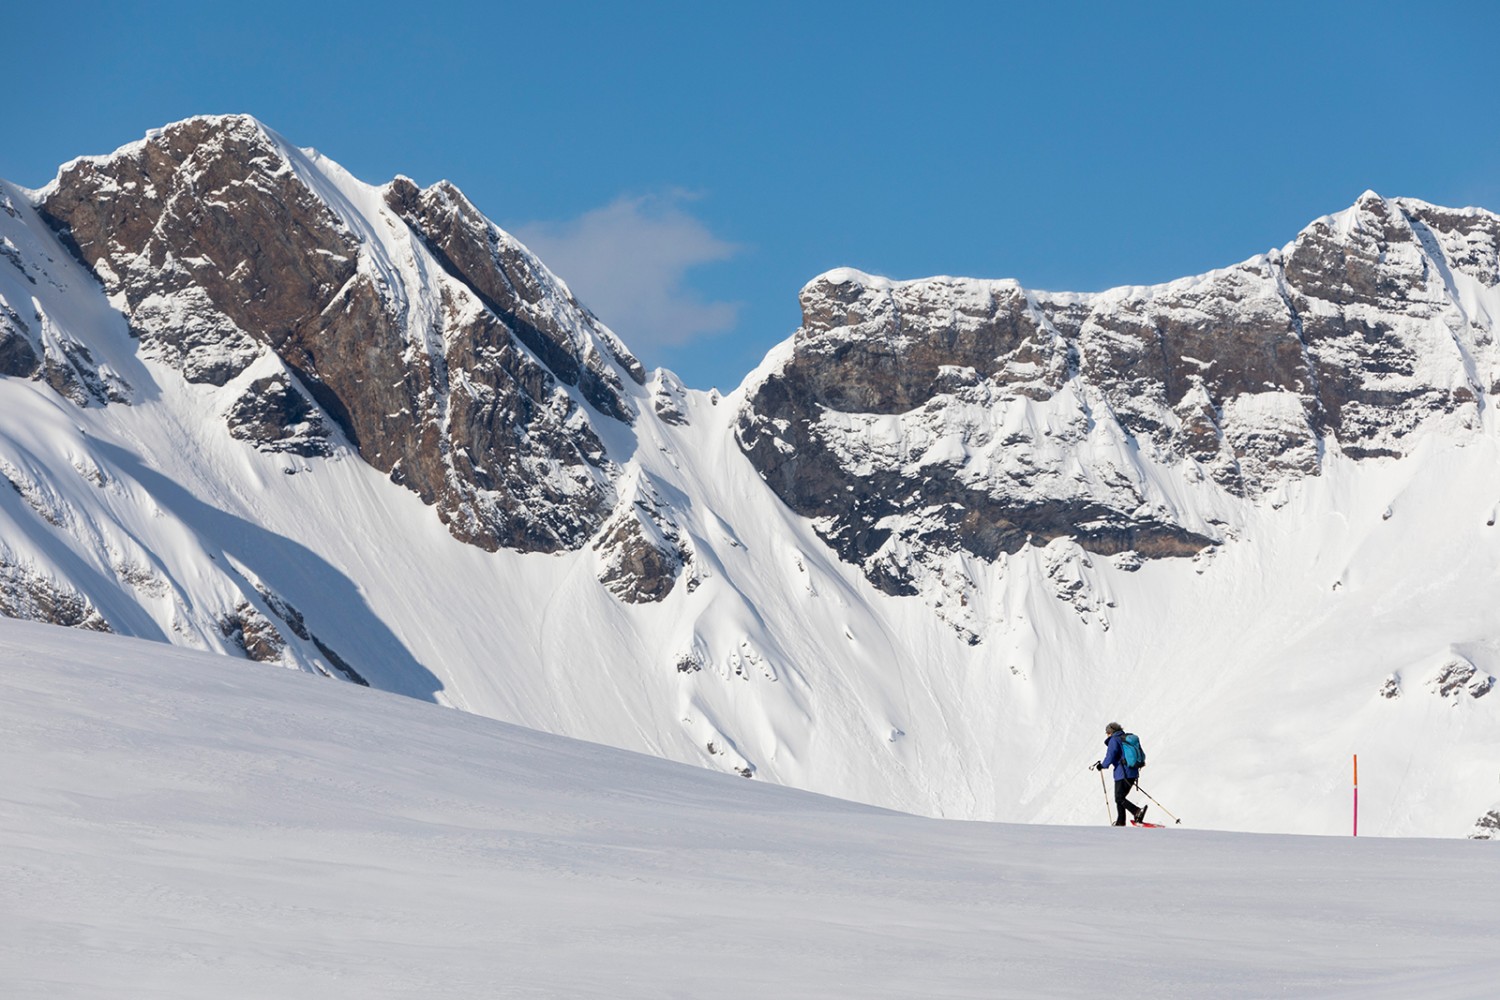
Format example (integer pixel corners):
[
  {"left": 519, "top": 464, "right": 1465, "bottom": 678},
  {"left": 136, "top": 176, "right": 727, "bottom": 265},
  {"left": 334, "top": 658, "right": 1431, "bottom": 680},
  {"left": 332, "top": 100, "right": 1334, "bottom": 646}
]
[{"left": 5, "top": 1, "right": 1497, "bottom": 389}]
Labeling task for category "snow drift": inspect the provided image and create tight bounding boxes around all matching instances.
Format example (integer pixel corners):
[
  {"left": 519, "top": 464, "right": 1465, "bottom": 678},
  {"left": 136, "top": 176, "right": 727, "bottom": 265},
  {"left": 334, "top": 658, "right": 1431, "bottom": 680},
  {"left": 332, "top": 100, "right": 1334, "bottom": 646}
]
[{"left": 4, "top": 619, "right": 1498, "bottom": 999}]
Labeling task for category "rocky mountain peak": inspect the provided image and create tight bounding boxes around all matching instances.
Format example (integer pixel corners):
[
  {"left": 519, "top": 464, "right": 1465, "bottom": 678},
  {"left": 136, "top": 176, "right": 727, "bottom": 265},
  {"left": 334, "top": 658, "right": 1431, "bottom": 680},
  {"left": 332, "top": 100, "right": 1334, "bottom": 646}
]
[
  {"left": 380, "top": 171, "right": 645, "bottom": 418},
  {"left": 6, "top": 123, "right": 1500, "bottom": 835},
  {"left": 34, "top": 114, "right": 648, "bottom": 554},
  {"left": 740, "top": 192, "right": 1500, "bottom": 603}
]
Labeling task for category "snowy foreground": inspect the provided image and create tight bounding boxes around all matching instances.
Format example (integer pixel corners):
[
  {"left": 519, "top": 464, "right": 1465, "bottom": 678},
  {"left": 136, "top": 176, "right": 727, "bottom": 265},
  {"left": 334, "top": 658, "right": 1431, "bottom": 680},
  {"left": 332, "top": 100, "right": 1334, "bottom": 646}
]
[{"left": 4, "top": 620, "right": 1496, "bottom": 999}]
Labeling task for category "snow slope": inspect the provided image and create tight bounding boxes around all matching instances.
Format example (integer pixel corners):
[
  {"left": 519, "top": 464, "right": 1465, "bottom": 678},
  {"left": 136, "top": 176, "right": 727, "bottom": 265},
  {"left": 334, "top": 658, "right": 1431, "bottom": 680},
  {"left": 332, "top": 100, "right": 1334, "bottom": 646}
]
[
  {"left": 3, "top": 618, "right": 1497, "bottom": 1000},
  {"left": 3, "top": 125, "right": 1500, "bottom": 838}
]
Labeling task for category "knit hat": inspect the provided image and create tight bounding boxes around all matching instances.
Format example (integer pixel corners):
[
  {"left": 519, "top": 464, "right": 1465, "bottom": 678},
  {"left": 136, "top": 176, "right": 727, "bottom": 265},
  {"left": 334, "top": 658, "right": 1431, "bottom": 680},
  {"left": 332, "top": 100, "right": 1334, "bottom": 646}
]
[{"left": 1105, "top": 722, "right": 1123, "bottom": 734}]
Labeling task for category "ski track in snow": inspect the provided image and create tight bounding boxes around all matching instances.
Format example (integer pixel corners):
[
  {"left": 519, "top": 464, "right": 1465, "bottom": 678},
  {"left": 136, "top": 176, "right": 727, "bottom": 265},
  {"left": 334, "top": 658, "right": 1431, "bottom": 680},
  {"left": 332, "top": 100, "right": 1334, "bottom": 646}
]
[{"left": 3, "top": 619, "right": 1497, "bottom": 1000}]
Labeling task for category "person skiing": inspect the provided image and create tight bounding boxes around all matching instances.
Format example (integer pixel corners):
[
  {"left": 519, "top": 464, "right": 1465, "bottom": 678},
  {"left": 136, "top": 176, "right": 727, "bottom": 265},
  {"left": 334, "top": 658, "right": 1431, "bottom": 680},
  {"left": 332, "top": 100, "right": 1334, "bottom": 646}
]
[{"left": 1092, "top": 722, "right": 1147, "bottom": 826}]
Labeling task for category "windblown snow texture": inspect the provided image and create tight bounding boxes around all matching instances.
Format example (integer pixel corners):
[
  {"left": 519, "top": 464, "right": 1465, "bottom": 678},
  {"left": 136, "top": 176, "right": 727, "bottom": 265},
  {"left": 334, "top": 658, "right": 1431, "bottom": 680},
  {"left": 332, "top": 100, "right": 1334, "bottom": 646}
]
[{"left": 5, "top": 620, "right": 1499, "bottom": 1000}]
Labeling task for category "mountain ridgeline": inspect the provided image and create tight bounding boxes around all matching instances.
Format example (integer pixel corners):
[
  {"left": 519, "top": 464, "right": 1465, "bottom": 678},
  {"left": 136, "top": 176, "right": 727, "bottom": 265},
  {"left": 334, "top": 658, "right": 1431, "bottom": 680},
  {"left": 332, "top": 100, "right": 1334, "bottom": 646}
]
[
  {"left": 34, "top": 116, "right": 643, "bottom": 556},
  {"left": 3, "top": 115, "right": 1498, "bottom": 835},
  {"left": 740, "top": 198, "right": 1500, "bottom": 599}
]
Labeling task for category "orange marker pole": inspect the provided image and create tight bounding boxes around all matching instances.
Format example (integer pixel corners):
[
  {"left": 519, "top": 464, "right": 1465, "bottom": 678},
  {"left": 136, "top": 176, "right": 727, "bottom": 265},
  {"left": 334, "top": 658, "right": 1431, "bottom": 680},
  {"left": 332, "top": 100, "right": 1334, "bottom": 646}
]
[{"left": 1352, "top": 754, "right": 1358, "bottom": 837}]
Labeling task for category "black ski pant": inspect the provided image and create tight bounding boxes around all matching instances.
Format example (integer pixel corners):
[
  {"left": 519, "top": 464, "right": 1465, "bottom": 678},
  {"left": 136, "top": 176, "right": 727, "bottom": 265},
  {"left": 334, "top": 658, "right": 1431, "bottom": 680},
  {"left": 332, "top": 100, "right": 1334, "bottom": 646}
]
[{"left": 1114, "top": 777, "right": 1142, "bottom": 826}]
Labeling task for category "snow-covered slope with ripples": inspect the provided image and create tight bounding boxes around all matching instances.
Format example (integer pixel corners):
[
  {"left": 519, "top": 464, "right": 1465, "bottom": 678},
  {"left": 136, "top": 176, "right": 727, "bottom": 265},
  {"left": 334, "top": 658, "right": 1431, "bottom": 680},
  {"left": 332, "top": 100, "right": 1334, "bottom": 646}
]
[{"left": 5, "top": 619, "right": 1498, "bottom": 999}]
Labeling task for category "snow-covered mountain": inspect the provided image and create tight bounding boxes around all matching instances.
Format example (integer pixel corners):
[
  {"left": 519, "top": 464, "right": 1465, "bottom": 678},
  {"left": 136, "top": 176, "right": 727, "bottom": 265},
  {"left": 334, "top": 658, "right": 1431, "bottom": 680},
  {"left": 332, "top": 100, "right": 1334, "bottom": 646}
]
[
  {"left": 740, "top": 195, "right": 1500, "bottom": 616},
  {"left": 8, "top": 619, "right": 1498, "bottom": 999},
  {"left": 3, "top": 115, "right": 1499, "bottom": 837}
]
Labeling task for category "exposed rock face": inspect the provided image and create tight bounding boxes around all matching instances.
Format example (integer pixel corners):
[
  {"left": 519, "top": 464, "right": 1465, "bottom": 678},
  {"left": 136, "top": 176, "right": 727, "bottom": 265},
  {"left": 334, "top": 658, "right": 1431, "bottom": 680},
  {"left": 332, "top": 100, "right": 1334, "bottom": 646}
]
[
  {"left": 0, "top": 290, "right": 126, "bottom": 405},
  {"left": 2, "top": 458, "right": 69, "bottom": 527},
  {"left": 593, "top": 473, "right": 689, "bottom": 603},
  {"left": 37, "top": 115, "right": 641, "bottom": 554},
  {"left": 219, "top": 601, "right": 287, "bottom": 663},
  {"left": 382, "top": 176, "right": 644, "bottom": 418},
  {"left": 14, "top": 118, "right": 1500, "bottom": 645},
  {"left": 215, "top": 588, "right": 369, "bottom": 685},
  {"left": 226, "top": 373, "right": 332, "bottom": 457},
  {"left": 1282, "top": 194, "right": 1488, "bottom": 460},
  {"left": 740, "top": 193, "right": 1500, "bottom": 595},
  {"left": 0, "top": 558, "right": 110, "bottom": 631},
  {"left": 649, "top": 370, "right": 691, "bottom": 426},
  {"left": 0, "top": 301, "right": 38, "bottom": 378},
  {"left": 37, "top": 335, "right": 126, "bottom": 406}
]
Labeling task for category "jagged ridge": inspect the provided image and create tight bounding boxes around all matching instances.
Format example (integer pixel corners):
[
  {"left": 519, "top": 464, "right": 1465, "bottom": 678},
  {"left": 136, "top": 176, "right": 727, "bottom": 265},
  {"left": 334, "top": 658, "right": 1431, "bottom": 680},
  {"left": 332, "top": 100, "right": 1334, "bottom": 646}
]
[
  {"left": 36, "top": 114, "right": 644, "bottom": 553},
  {"left": 740, "top": 191, "right": 1500, "bottom": 597}
]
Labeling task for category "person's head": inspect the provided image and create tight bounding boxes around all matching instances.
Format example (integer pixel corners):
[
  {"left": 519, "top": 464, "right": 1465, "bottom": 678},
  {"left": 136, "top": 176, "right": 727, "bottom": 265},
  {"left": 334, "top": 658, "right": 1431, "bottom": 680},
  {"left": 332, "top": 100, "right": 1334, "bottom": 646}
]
[{"left": 1105, "top": 722, "right": 1123, "bottom": 735}]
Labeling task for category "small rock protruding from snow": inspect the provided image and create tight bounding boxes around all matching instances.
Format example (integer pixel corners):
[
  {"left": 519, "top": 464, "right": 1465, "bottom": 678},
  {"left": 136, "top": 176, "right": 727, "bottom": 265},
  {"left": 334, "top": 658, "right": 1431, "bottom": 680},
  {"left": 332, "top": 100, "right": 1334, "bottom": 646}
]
[
  {"left": 1043, "top": 540, "right": 1111, "bottom": 630},
  {"left": 113, "top": 559, "right": 168, "bottom": 598},
  {"left": 1427, "top": 655, "right": 1495, "bottom": 701},
  {"left": 218, "top": 601, "right": 288, "bottom": 664},
  {"left": 649, "top": 370, "right": 690, "bottom": 426},
  {"left": 1, "top": 458, "right": 72, "bottom": 528},
  {"left": 702, "top": 733, "right": 755, "bottom": 778},
  {"left": 718, "top": 638, "right": 777, "bottom": 684},
  {"left": 225, "top": 372, "right": 333, "bottom": 457},
  {"left": 787, "top": 549, "right": 819, "bottom": 596}
]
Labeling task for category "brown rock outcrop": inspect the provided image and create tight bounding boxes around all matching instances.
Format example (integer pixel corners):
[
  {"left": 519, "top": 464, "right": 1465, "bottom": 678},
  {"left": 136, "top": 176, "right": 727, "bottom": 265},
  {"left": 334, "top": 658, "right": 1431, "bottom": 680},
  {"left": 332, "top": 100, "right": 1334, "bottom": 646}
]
[
  {"left": 741, "top": 193, "right": 1500, "bottom": 594},
  {"left": 38, "top": 115, "right": 643, "bottom": 553}
]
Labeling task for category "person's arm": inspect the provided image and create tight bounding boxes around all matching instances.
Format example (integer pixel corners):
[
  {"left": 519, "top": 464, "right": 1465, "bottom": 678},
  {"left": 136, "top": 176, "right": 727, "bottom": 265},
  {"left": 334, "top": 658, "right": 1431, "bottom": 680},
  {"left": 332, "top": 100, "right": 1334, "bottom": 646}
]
[{"left": 1100, "top": 735, "right": 1121, "bottom": 770}]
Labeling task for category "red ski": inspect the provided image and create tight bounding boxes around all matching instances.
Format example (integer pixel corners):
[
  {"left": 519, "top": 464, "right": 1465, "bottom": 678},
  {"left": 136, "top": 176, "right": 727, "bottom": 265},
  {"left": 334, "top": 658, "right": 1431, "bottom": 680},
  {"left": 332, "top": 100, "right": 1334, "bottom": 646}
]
[{"left": 1129, "top": 820, "right": 1167, "bottom": 828}]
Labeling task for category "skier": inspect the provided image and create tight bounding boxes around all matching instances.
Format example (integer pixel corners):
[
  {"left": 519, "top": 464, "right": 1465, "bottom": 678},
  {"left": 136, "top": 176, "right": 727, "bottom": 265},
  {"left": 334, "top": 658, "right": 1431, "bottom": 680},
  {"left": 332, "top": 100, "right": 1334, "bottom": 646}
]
[{"left": 1092, "top": 722, "right": 1147, "bottom": 826}]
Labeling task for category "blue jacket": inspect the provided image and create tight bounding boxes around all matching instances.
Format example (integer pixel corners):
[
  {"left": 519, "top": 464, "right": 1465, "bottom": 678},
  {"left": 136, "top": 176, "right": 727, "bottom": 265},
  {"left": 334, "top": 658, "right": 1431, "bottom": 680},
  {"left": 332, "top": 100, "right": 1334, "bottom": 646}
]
[{"left": 1102, "top": 732, "right": 1139, "bottom": 781}]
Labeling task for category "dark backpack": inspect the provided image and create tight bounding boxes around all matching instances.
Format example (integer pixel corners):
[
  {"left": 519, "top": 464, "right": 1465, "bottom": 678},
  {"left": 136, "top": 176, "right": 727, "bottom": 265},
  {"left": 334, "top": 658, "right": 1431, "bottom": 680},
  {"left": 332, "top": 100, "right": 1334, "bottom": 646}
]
[{"left": 1120, "top": 733, "right": 1146, "bottom": 769}]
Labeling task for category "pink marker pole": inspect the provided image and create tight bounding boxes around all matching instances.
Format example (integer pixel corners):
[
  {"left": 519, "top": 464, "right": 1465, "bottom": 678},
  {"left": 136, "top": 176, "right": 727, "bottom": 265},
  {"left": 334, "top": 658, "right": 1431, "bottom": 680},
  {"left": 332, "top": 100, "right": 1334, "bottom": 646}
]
[{"left": 1352, "top": 754, "right": 1359, "bottom": 838}]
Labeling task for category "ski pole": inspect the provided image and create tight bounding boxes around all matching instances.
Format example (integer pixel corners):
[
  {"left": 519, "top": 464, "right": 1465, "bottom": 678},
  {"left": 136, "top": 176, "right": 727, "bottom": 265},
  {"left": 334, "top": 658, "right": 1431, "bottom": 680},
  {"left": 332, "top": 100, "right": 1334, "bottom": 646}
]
[
  {"left": 1134, "top": 784, "right": 1181, "bottom": 825},
  {"left": 1097, "top": 767, "right": 1112, "bottom": 822}
]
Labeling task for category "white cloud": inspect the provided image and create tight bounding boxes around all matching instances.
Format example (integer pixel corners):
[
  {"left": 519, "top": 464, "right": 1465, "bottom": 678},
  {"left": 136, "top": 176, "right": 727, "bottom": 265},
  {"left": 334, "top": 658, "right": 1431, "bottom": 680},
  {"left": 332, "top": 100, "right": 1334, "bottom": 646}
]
[{"left": 514, "top": 193, "right": 742, "bottom": 358}]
